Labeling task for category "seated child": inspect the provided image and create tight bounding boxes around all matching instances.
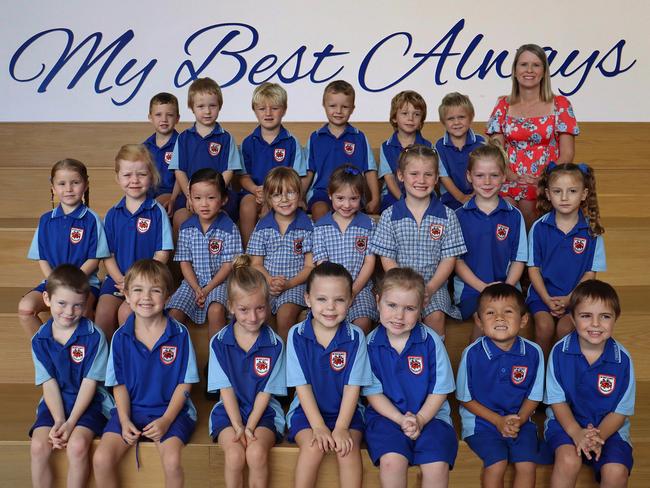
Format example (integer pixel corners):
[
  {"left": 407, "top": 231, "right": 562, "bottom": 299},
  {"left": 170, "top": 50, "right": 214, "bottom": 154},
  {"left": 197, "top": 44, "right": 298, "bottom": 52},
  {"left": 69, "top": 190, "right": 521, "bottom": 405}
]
[
  {"left": 208, "top": 254, "right": 287, "bottom": 488},
  {"left": 93, "top": 259, "right": 199, "bottom": 488},
  {"left": 364, "top": 268, "right": 458, "bottom": 487},
  {"left": 30, "top": 265, "right": 112, "bottom": 488},
  {"left": 545, "top": 280, "right": 634, "bottom": 487},
  {"left": 456, "top": 283, "right": 544, "bottom": 488},
  {"left": 286, "top": 262, "right": 372, "bottom": 488}
]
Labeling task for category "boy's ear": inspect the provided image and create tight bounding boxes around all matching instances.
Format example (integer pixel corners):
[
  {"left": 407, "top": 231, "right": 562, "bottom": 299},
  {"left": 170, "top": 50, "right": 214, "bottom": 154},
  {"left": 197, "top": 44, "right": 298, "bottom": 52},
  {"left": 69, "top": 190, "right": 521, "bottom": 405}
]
[
  {"left": 303, "top": 292, "right": 311, "bottom": 308},
  {"left": 397, "top": 169, "right": 404, "bottom": 183},
  {"left": 42, "top": 291, "right": 51, "bottom": 308},
  {"left": 473, "top": 311, "right": 484, "bottom": 331},
  {"left": 520, "top": 312, "right": 530, "bottom": 329}
]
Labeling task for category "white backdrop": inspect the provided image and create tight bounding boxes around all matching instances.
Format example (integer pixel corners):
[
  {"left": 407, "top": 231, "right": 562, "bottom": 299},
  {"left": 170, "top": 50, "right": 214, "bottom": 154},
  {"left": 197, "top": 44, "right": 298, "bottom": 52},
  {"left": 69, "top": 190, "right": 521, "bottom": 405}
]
[{"left": 2, "top": 0, "right": 649, "bottom": 122}]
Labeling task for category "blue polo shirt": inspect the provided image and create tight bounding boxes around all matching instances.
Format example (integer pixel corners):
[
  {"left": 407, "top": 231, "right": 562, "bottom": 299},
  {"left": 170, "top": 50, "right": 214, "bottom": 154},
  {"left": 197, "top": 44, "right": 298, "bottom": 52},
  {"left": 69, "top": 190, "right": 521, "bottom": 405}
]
[
  {"left": 28, "top": 204, "right": 110, "bottom": 288},
  {"left": 363, "top": 323, "right": 455, "bottom": 426},
  {"left": 305, "top": 123, "right": 376, "bottom": 200},
  {"left": 240, "top": 126, "right": 306, "bottom": 185},
  {"left": 286, "top": 314, "right": 371, "bottom": 421},
  {"left": 143, "top": 131, "right": 178, "bottom": 195},
  {"left": 106, "top": 313, "right": 200, "bottom": 419},
  {"left": 544, "top": 332, "right": 635, "bottom": 445},
  {"left": 104, "top": 197, "right": 173, "bottom": 275},
  {"left": 456, "top": 336, "right": 544, "bottom": 439},
  {"left": 527, "top": 211, "right": 606, "bottom": 303},
  {"left": 436, "top": 129, "right": 485, "bottom": 209}
]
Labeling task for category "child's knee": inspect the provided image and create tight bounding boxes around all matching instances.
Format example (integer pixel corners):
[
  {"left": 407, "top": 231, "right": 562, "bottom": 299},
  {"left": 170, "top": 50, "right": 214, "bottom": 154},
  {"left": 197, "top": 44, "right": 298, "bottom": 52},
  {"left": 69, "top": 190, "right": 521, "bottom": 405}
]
[
  {"left": 484, "top": 460, "right": 508, "bottom": 477},
  {"left": 380, "top": 453, "right": 408, "bottom": 476},
  {"left": 245, "top": 442, "right": 269, "bottom": 467},
  {"left": 554, "top": 448, "right": 582, "bottom": 473},
  {"left": 30, "top": 436, "right": 52, "bottom": 461},
  {"left": 224, "top": 444, "right": 246, "bottom": 472},
  {"left": 92, "top": 445, "right": 116, "bottom": 474},
  {"left": 66, "top": 436, "right": 91, "bottom": 461},
  {"left": 600, "top": 463, "right": 629, "bottom": 486}
]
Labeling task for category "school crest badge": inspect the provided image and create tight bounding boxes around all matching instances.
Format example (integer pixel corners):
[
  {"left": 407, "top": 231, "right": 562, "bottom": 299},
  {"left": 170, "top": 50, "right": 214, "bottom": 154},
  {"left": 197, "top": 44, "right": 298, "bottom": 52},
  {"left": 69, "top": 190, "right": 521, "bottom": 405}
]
[
  {"left": 429, "top": 223, "right": 444, "bottom": 240},
  {"left": 573, "top": 237, "right": 587, "bottom": 254},
  {"left": 164, "top": 151, "right": 173, "bottom": 164},
  {"left": 343, "top": 142, "right": 355, "bottom": 155},
  {"left": 408, "top": 356, "right": 423, "bottom": 375},
  {"left": 160, "top": 345, "right": 177, "bottom": 365},
  {"left": 70, "top": 345, "right": 85, "bottom": 364},
  {"left": 496, "top": 224, "right": 510, "bottom": 241},
  {"left": 137, "top": 217, "right": 151, "bottom": 234},
  {"left": 293, "top": 238, "right": 304, "bottom": 255},
  {"left": 511, "top": 366, "right": 528, "bottom": 385},
  {"left": 274, "top": 148, "right": 286, "bottom": 162},
  {"left": 354, "top": 235, "right": 368, "bottom": 253},
  {"left": 208, "top": 142, "right": 221, "bottom": 156},
  {"left": 330, "top": 351, "right": 347, "bottom": 371},
  {"left": 254, "top": 356, "right": 271, "bottom": 377},
  {"left": 69, "top": 227, "right": 84, "bottom": 244},
  {"left": 209, "top": 239, "right": 223, "bottom": 255},
  {"left": 598, "top": 374, "right": 616, "bottom": 395}
]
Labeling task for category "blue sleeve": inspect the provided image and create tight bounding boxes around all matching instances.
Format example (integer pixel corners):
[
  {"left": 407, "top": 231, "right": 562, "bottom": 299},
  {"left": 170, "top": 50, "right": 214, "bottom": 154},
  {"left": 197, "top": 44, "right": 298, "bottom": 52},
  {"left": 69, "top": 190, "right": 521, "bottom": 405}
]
[
  {"left": 227, "top": 134, "right": 243, "bottom": 171},
  {"left": 291, "top": 136, "right": 307, "bottom": 176},
  {"left": 347, "top": 327, "right": 372, "bottom": 386},
  {"left": 362, "top": 369, "right": 384, "bottom": 396},
  {"left": 378, "top": 144, "right": 393, "bottom": 179},
  {"left": 264, "top": 336, "right": 288, "bottom": 396},
  {"left": 591, "top": 235, "right": 607, "bottom": 272},
  {"left": 527, "top": 221, "right": 542, "bottom": 267},
  {"left": 28, "top": 226, "right": 41, "bottom": 260},
  {"left": 364, "top": 134, "right": 377, "bottom": 171},
  {"left": 169, "top": 138, "right": 180, "bottom": 170},
  {"left": 440, "top": 209, "right": 467, "bottom": 259},
  {"left": 207, "top": 335, "right": 231, "bottom": 393},
  {"left": 369, "top": 210, "right": 397, "bottom": 259},
  {"left": 222, "top": 227, "right": 243, "bottom": 263},
  {"left": 455, "top": 346, "right": 472, "bottom": 402},
  {"left": 156, "top": 203, "right": 174, "bottom": 251},
  {"left": 311, "top": 226, "right": 328, "bottom": 263},
  {"left": 614, "top": 349, "right": 635, "bottom": 416},
  {"left": 91, "top": 210, "right": 110, "bottom": 258},
  {"left": 104, "top": 334, "right": 120, "bottom": 387},
  {"left": 514, "top": 209, "right": 528, "bottom": 262},
  {"left": 436, "top": 141, "right": 450, "bottom": 178},
  {"left": 543, "top": 344, "right": 566, "bottom": 404},
  {"left": 174, "top": 228, "right": 193, "bottom": 262},
  {"left": 427, "top": 328, "right": 455, "bottom": 395},
  {"left": 240, "top": 138, "right": 251, "bottom": 175},
  {"left": 182, "top": 330, "right": 200, "bottom": 384},
  {"left": 306, "top": 134, "right": 316, "bottom": 173},
  {"left": 31, "top": 339, "right": 52, "bottom": 385},
  {"left": 85, "top": 329, "right": 108, "bottom": 381},
  {"left": 527, "top": 341, "right": 545, "bottom": 402},
  {"left": 246, "top": 228, "right": 266, "bottom": 256},
  {"left": 301, "top": 228, "right": 313, "bottom": 254},
  {"left": 286, "top": 326, "right": 308, "bottom": 387}
]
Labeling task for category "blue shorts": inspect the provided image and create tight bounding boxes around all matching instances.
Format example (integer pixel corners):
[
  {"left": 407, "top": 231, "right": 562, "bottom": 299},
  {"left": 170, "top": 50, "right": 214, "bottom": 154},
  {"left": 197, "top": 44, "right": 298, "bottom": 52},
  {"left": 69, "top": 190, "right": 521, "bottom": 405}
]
[
  {"left": 465, "top": 421, "right": 538, "bottom": 467},
  {"left": 174, "top": 189, "right": 240, "bottom": 223},
  {"left": 30, "top": 401, "right": 107, "bottom": 437},
  {"left": 457, "top": 290, "right": 479, "bottom": 321},
  {"left": 99, "top": 276, "right": 125, "bottom": 299},
  {"left": 307, "top": 189, "right": 330, "bottom": 211},
  {"left": 103, "top": 408, "right": 196, "bottom": 445},
  {"left": 210, "top": 404, "right": 282, "bottom": 443},
  {"left": 365, "top": 415, "right": 458, "bottom": 467},
  {"left": 33, "top": 280, "right": 100, "bottom": 299},
  {"left": 287, "top": 406, "right": 364, "bottom": 443},
  {"left": 526, "top": 298, "right": 571, "bottom": 317}
]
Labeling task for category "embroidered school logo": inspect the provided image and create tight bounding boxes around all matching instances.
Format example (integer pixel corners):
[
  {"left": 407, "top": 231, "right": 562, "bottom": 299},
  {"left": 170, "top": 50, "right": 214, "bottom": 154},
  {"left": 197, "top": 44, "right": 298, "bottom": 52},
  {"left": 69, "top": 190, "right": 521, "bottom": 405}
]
[
  {"left": 70, "top": 345, "right": 85, "bottom": 364},
  {"left": 354, "top": 235, "right": 368, "bottom": 253},
  {"left": 164, "top": 151, "right": 173, "bottom": 164},
  {"left": 511, "top": 366, "right": 528, "bottom": 385},
  {"left": 496, "top": 224, "right": 510, "bottom": 241},
  {"left": 429, "top": 223, "right": 444, "bottom": 240},
  {"left": 254, "top": 356, "right": 271, "bottom": 377},
  {"left": 293, "top": 238, "right": 304, "bottom": 255},
  {"left": 69, "top": 227, "right": 84, "bottom": 244},
  {"left": 330, "top": 351, "right": 347, "bottom": 371},
  {"left": 598, "top": 374, "right": 616, "bottom": 395},
  {"left": 208, "top": 142, "right": 221, "bottom": 156},
  {"left": 137, "top": 217, "right": 151, "bottom": 234},
  {"left": 274, "top": 148, "right": 286, "bottom": 162},
  {"left": 209, "top": 239, "right": 223, "bottom": 255},
  {"left": 343, "top": 142, "right": 355, "bottom": 155},
  {"left": 160, "top": 346, "right": 177, "bottom": 365},
  {"left": 573, "top": 237, "right": 587, "bottom": 254},
  {"left": 408, "top": 356, "right": 423, "bottom": 375}
]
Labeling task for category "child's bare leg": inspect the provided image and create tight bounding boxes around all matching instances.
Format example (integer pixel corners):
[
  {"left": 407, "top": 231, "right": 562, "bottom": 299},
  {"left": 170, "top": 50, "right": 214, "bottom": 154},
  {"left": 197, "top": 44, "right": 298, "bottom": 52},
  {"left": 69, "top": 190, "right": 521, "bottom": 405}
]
[
  {"left": 245, "top": 427, "right": 276, "bottom": 488},
  {"left": 294, "top": 429, "right": 326, "bottom": 488},
  {"left": 18, "top": 291, "right": 47, "bottom": 337},
  {"left": 83, "top": 293, "right": 97, "bottom": 321},
  {"left": 470, "top": 321, "right": 482, "bottom": 343},
  {"left": 549, "top": 445, "right": 582, "bottom": 488},
  {"left": 239, "top": 194, "right": 260, "bottom": 249},
  {"left": 379, "top": 452, "right": 409, "bottom": 488},
  {"left": 533, "top": 311, "right": 555, "bottom": 359},
  {"left": 157, "top": 437, "right": 185, "bottom": 488},
  {"left": 65, "top": 426, "right": 95, "bottom": 488},
  {"left": 95, "top": 295, "right": 122, "bottom": 343},
  {"left": 30, "top": 427, "right": 53, "bottom": 488},
  {"left": 556, "top": 314, "right": 574, "bottom": 340},
  {"left": 424, "top": 310, "right": 446, "bottom": 338},
  {"left": 512, "top": 461, "right": 536, "bottom": 488},
  {"left": 207, "top": 302, "right": 227, "bottom": 339},
  {"left": 352, "top": 317, "right": 372, "bottom": 335},
  {"left": 172, "top": 209, "right": 192, "bottom": 239},
  {"left": 276, "top": 303, "right": 303, "bottom": 342},
  {"left": 599, "top": 463, "right": 629, "bottom": 488},
  {"left": 117, "top": 300, "right": 133, "bottom": 327},
  {"left": 336, "top": 430, "right": 363, "bottom": 488},
  {"left": 168, "top": 308, "right": 187, "bottom": 325},
  {"left": 310, "top": 201, "right": 330, "bottom": 222},
  {"left": 219, "top": 427, "right": 246, "bottom": 488},
  {"left": 156, "top": 193, "right": 172, "bottom": 208},
  {"left": 420, "top": 461, "right": 449, "bottom": 488},
  {"left": 92, "top": 432, "right": 131, "bottom": 488},
  {"left": 481, "top": 460, "right": 507, "bottom": 488}
]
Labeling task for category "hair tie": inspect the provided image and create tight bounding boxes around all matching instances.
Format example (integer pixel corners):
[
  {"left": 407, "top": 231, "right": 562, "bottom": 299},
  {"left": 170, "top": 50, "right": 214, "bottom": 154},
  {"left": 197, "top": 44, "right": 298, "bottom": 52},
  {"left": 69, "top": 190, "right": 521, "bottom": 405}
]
[
  {"left": 576, "top": 163, "right": 590, "bottom": 175},
  {"left": 545, "top": 161, "right": 558, "bottom": 174},
  {"left": 344, "top": 166, "right": 360, "bottom": 176}
]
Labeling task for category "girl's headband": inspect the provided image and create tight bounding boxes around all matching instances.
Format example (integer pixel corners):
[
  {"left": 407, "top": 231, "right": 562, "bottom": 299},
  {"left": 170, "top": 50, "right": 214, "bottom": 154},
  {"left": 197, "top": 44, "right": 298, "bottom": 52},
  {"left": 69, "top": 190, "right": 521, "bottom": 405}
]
[{"left": 546, "top": 161, "right": 590, "bottom": 175}]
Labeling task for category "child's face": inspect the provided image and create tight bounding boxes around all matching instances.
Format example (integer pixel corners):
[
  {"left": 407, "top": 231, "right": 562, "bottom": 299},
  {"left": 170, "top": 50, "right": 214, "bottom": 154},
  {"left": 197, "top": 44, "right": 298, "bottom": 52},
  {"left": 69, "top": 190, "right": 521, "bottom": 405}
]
[
  {"left": 117, "top": 159, "right": 153, "bottom": 201},
  {"left": 467, "top": 158, "right": 505, "bottom": 200},
  {"left": 148, "top": 103, "right": 179, "bottom": 136},
  {"left": 323, "top": 91, "right": 354, "bottom": 128},
  {"left": 190, "top": 181, "right": 226, "bottom": 222},
  {"left": 377, "top": 287, "right": 421, "bottom": 339},
  {"left": 475, "top": 296, "right": 528, "bottom": 350},
  {"left": 329, "top": 183, "right": 361, "bottom": 219},
  {"left": 43, "top": 287, "right": 87, "bottom": 330},
  {"left": 269, "top": 183, "right": 299, "bottom": 218},
  {"left": 545, "top": 173, "right": 587, "bottom": 216},
  {"left": 398, "top": 157, "right": 438, "bottom": 200},
  {"left": 51, "top": 169, "right": 87, "bottom": 210},
  {"left": 124, "top": 277, "right": 168, "bottom": 319},
  {"left": 572, "top": 298, "right": 616, "bottom": 348},
  {"left": 442, "top": 106, "right": 472, "bottom": 140},
  {"left": 191, "top": 92, "right": 220, "bottom": 127},
  {"left": 229, "top": 287, "right": 268, "bottom": 334},
  {"left": 254, "top": 99, "right": 286, "bottom": 132},
  {"left": 393, "top": 102, "right": 423, "bottom": 136},
  {"left": 305, "top": 275, "right": 352, "bottom": 331}
]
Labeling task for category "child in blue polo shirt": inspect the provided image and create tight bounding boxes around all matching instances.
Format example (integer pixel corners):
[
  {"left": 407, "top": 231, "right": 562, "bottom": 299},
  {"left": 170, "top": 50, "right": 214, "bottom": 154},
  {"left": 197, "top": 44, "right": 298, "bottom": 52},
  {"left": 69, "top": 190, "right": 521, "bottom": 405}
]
[
  {"left": 208, "top": 254, "right": 287, "bottom": 488},
  {"left": 454, "top": 141, "right": 527, "bottom": 337},
  {"left": 167, "top": 168, "right": 243, "bottom": 339},
  {"left": 286, "top": 262, "right": 372, "bottom": 488},
  {"left": 143, "top": 92, "right": 181, "bottom": 214},
  {"left": 378, "top": 90, "right": 432, "bottom": 211},
  {"left": 456, "top": 283, "right": 544, "bottom": 488},
  {"left": 239, "top": 82, "right": 306, "bottom": 247},
  {"left": 545, "top": 280, "right": 634, "bottom": 487},
  {"left": 95, "top": 144, "right": 173, "bottom": 341},
  {"left": 364, "top": 267, "right": 457, "bottom": 486},
  {"left": 313, "top": 164, "right": 377, "bottom": 333},
  {"left": 370, "top": 144, "right": 466, "bottom": 339},
  {"left": 303, "top": 80, "right": 379, "bottom": 221},
  {"left": 93, "top": 259, "right": 199, "bottom": 488},
  {"left": 436, "top": 92, "right": 485, "bottom": 210},
  {"left": 169, "top": 77, "right": 242, "bottom": 230},
  {"left": 20, "top": 159, "right": 109, "bottom": 336},
  {"left": 30, "top": 265, "right": 112, "bottom": 488},
  {"left": 528, "top": 162, "right": 606, "bottom": 357},
  {"left": 247, "top": 166, "right": 314, "bottom": 341}
]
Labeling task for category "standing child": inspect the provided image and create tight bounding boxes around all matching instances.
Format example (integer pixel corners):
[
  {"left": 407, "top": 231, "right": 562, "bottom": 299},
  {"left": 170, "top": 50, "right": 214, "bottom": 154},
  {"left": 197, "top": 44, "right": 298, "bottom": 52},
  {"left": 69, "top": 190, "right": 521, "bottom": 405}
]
[
  {"left": 167, "top": 168, "right": 243, "bottom": 338},
  {"left": 303, "top": 80, "right": 379, "bottom": 221},
  {"left": 95, "top": 144, "right": 173, "bottom": 341},
  {"left": 20, "top": 159, "right": 109, "bottom": 336},
  {"left": 30, "top": 265, "right": 112, "bottom": 488},
  {"left": 239, "top": 82, "right": 306, "bottom": 247},
  {"left": 378, "top": 90, "right": 432, "bottom": 211},
  {"left": 313, "top": 164, "right": 377, "bottom": 333},
  {"left": 208, "top": 255, "right": 287, "bottom": 488},
  {"left": 247, "top": 166, "right": 314, "bottom": 340},
  {"left": 93, "top": 260, "right": 199, "bottom": 488},
  {"left": 286, "top": 262, "right": 371, "bottom": 488},
  {"left": 545, "top": 280, "right": 634, "bottom": 487},
  {"left": 456, "top": 283, "right": 544, "bottom": 488},
  {"left": 364, "top": 268, "right": 457, "bottom": 488},
  {"left": 527, "top": 162, "right": 606, "bottom": 357},
  {"left": 436, "top": 92, "right": 485, "bottom": 210},
  {"left": 370, "top": 145, "right": 467, "bottom": 338}
]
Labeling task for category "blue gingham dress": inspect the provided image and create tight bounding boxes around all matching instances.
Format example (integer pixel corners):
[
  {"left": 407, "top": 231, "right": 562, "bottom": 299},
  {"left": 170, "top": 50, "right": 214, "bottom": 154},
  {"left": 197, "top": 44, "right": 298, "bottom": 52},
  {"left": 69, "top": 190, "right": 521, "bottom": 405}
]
[
  {"left": 167, "top": 213, "right": 243, "bottom": 324},
  {"left": 369, "top": 197, "right": 466, "bottom": 319},
  {"left": 312, "top": 212, "right": 378, "bottom": 323},
  {"left": 247, "top": 209, "right": 313, "bottom": 313}
]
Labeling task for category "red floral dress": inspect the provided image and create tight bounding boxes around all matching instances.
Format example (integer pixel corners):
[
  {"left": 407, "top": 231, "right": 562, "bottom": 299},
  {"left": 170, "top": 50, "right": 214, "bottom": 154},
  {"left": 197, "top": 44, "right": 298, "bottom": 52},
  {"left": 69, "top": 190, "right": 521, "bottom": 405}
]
[{"left": 486, "top": 95, "right": 579, "bottom": 201}]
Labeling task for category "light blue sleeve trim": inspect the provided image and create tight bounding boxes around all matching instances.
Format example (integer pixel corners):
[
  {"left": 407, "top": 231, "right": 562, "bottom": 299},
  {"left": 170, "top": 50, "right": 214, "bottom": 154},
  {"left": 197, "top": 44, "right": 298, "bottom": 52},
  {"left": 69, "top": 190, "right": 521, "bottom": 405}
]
[
  {"left": 183, "top": 329, "right": 200, "bottom": 384},
  {"left": 543, "top": 344, "right": 566, "bottom": 404},
  {"left": 238, "top": 144, "right": 248, "bottom": 175},
  {"left": 455, "top": 346, "right": 472, "bottom": 402},
  {"left": 527, "top": 340, "right": 545, "bottom": 402},
  {"left": 364, "top": 135, "right": 377, "bottom": 171},
  {"left": 527, "top": 221, "right": 540, "bottom": 267},
  {"left": 105, "top": 336, "right": 118, "bottom": 387},
  {"left": 378, "top": 145, "right": 392, "bottom": 178},
  {"left": 86, "top": 328, "right": 108, "bottom": 381},
  {"left": 347, "top": 327, "right": 372, "bottom": 386},
  {"left": 591, "top": 235, "right": 607, "bottom": 272},
  {"left": 427, "top": 328, "right": 455, "bottom": 394},
  {"left": 515, "top": 210, "right": 528, "bottom": 262},
  {"left": 169, "top": 139, "right": 180, "bottom": 170},
  {"left": 286, "top": 326, "right": 308, "bottom": 387},
  {"left": 28, "top": 227, "right": 41, "bottom": 260},
  {"left": 32, "top": 347, "right": 51, "bottom": 385},
  {"left": 207, "top": 335, "right": 231, "bottom": 392},
  {"left": 264, "top": 336, "right": 288, "bottom": 396},
  {"left": 615, "top": 347, "right": 635, "bottom": 416},
  {"left": 362, "top": 369, "right": 384, "bottom": 396},
  {"left": 91, "top": 210, "right": 110, "bottom": 258},
  {"left": 227, "top": 135, "right": 243, "bottom": 171},
  {"left": 291, "top": 136, "right": 307, "bottom": 176},
  {"left": 156, "top": 203, "right": 174, "bottom": 251}
]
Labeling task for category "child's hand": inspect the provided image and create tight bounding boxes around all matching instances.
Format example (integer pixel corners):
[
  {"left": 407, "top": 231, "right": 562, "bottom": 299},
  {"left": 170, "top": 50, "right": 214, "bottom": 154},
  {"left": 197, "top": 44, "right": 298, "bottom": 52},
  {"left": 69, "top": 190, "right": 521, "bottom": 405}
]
[
  {"left": 186, "top": 195, "right": 192, "bottom": 212},
  {"left": 400, "top": 412, "right": 420, "bottom": 440},
  {"left": 48, "top": 420, "right": 66, "bottom": 449},
  {"left": 165, "top": 197, "right": 176, "bottom": 217},
  {"left": 232, "top": 423, "right": 248, "bottom": 447},
  {"left": 53, "top": 420, "right": 76, "bottom": 447},
  {"left": 121, "top": 420, "right": 141, "bottom": 445},
  {"left": 460, "top": 193, "right": 474, "bottom": 204},
  {"left": 254, "top": 187, "right": 264, "bottom": 205},
  {"left": 365, "top": 198, "right": 379, "bottom": 215},
  {"left": 498, "top": 415, "right": 521, "bottom": 438},
  {"left": 142, "top": 417, "right": 171, "bottom": 442},
  {"left": 193, "top": 287, "right": 206, "bottom": 307},
  {"left": 332, "top": 427, "right": 354, "bottom": 457},
  {"left": 423, "top": 285, "right": 437, "bottom": 307},
  {"left": 115, "top": 280, "right": 125, "bottom": 294},
  {"left": 244, "top": 426, "right": 257, "bottom": 443},
  {"left": 269, "top": 276, "right": 287, "bottom": 296},
  {"left": 548, "top": 296, "right": 567, "bottom": 317},
  {"left": 310, "top": 425, "right": 335, "bottom": 453},
  {"left": 572, "top": 425, "right": 603, "bottom": 460}
]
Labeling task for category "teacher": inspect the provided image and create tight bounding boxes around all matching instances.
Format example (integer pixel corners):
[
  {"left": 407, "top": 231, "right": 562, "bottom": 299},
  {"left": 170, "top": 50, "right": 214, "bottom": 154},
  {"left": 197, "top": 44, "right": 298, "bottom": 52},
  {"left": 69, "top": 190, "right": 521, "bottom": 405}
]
[{"left": 486, "top": 44, "right": 579, "bottom": 227}]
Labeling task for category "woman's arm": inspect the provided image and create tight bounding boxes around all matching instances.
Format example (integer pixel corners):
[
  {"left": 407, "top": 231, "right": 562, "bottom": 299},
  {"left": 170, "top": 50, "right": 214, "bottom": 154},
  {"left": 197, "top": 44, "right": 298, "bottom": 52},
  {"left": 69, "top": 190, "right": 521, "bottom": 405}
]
[{"left": 557, "top": 134, "right": 575, "bottom": 164}]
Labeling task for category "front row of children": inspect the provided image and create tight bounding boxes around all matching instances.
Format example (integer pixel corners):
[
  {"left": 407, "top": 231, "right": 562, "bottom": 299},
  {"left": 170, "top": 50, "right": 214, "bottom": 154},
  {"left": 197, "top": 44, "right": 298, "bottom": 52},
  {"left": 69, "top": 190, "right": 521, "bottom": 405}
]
[{"left": 30, "top": 259, "right": 634, "bottom": 488}]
